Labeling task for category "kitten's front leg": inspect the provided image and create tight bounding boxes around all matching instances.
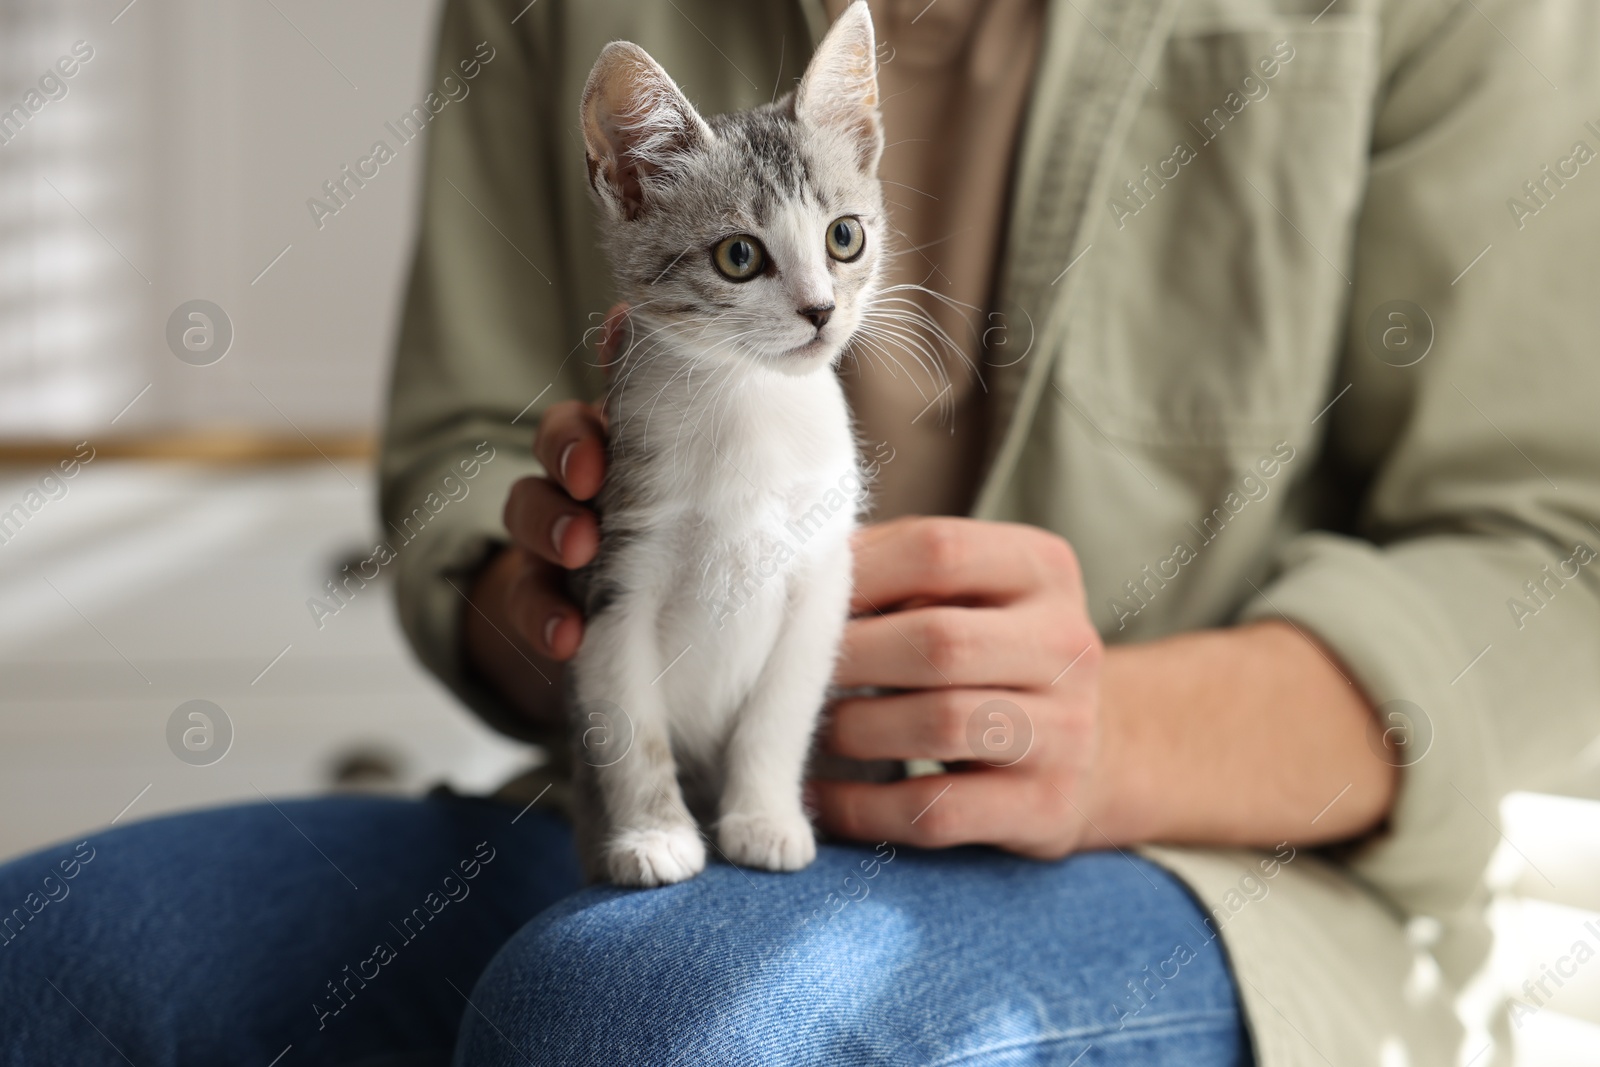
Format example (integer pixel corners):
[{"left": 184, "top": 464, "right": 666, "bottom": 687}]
[
  {"left": 573, "top": 595, "right": 705, "bottom": 887},
  {"left": 718, "top": 537, "right": 853, "bottom": 871}
]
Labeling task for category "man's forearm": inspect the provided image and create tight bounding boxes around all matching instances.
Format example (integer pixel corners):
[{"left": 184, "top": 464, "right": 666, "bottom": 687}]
[{"left": 1090, "top": 620, "right": 1397, "bottom": 850}]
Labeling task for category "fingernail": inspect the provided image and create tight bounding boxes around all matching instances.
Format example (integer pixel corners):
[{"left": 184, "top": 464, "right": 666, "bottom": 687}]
[
  {"left": 543, "top": 614, "right": 563, "bottom": 651},
  {"left": 558, "top": 441, "right": 576, "bottom": 484},
  {"left": 550, "top": 514, "right": 573, "bottom": 558}
]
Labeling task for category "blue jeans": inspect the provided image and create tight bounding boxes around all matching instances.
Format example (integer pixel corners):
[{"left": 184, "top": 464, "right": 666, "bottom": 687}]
[{"left": 0, "top": 795, "right": 1249, "bottom": 1066}]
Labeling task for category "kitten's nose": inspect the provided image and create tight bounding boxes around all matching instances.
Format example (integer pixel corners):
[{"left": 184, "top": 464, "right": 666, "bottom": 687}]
[{"left": 799, "top": 303, "right": 834, "bottom": 331}]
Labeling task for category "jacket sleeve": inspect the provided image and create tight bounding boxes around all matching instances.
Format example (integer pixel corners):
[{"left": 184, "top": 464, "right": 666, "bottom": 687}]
[
  {"left": 1236, "top": 0, "right": 1600, "bottom": 918},
  {"left": 378, "top": 0, "right": 602, "bottom": 745}
]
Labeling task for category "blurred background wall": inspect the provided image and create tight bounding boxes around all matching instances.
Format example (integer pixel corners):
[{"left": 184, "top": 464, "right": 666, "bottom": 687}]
[
  {"left": 2, "top": 0, "right": 438, "bottom": 436},
  {"left": 0, "top": 0, "right": 527, "bottom": 867}
]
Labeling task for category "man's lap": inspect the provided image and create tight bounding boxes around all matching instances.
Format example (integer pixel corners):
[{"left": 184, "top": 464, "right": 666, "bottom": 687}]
[
  {"left": 0, "top": 796, "right": 1248, "bottom": 1067},
  {"left": 462, "top": 841, "right": 1248, "bottom": 1066},
  {"left": 0, "top": 794, "right": 582, "bottom": 1066}
]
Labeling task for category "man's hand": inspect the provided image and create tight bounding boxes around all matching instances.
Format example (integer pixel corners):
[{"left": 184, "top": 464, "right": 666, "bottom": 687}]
[
  {"left": 809, "top": 517, "right": 1397, "bottom": 857},
  {"left": 496, "top": 395, "right": 607, "bottom": 660},
  {"left": 808, "top": 517, "right": 1106, "bottom": 859},
  {"left": 463, "top": 308, "right": 625, "bottom": 723}
]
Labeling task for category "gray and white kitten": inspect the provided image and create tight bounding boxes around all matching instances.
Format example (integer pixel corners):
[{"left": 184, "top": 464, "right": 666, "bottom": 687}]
[{"left": 569, "top": 3, "right": 884, "bottom": 886}]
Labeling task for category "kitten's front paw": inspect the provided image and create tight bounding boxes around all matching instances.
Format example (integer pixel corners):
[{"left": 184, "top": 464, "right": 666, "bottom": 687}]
[
  {"left": 718, "top": 810, "right": 817, "bottom": 872},
  {"left": 604, "top": 826, "right": 706, "bottom": 887}
]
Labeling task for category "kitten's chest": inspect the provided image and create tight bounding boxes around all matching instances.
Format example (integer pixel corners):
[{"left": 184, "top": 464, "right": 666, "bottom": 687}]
[
  {"left": 679, "top": 402, "right": 853, "bottom": 501},
  {"left": 612, "top": 356, "right": 855, "bottom": 493},
  {"left": 605, "top": 356, "right": 859, "bottom": 617},
  {"left": 689, "top": 476, "right": 855, "bottom": 599}
]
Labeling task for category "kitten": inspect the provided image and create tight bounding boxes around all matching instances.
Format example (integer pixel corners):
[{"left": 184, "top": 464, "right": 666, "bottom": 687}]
[{"left": 570, "top": 2, "right": 884, "bottom": 886}]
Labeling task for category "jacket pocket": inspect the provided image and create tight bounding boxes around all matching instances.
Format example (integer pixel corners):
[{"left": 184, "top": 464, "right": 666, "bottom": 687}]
[{"left": 1062, "top": 17, "right": 1380, "bottom": 452}]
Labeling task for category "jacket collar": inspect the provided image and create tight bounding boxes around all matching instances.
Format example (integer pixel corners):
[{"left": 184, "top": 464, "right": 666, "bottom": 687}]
[{"left": 974, "top": 0, "right": 1181, "bottom": 518}]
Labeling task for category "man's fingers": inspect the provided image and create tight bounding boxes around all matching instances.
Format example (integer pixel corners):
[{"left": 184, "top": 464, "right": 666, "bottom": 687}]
[
  {"left": 810, "top": 773, "right": 1055, "bottom": 852},
  {"left": 533, "top": 400, "right": 607, "bottom": 500},
  {"left": 849, "top": 517, "right": 1079, "bottom": 613},
  {"left": 828, "top": 688, "right": 1033, "bottom": 763},
  {"left": 503, "top": 477, "right": 600, "bottom": 568},
  {"left": 833, "top": 604, "right": 1084, "bottom": 689},
  {"left": 505, "top": 552, "right": 585, "bottom": 660}
]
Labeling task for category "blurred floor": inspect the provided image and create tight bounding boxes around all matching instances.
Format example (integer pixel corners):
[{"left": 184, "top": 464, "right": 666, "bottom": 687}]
[{"left": 0, "top": 459, "right": 531, "bottom": 862}]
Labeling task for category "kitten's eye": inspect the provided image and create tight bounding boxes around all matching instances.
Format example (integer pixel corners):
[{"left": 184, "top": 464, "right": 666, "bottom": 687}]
[
  {"left": 712, "top": 234, "right": 766, "bottom": 281},
  {"left": 826, "top": 216, "right": 865, "bottom": 262}
]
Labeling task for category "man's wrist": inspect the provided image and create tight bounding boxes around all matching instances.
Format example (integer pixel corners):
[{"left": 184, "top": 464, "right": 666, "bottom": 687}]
[
  {"left": 1083, "top": 623, "right": 1396, "bottom": 851},
  {"left": 1079, "top": 642, "right": 1160, "bottom": 850}
]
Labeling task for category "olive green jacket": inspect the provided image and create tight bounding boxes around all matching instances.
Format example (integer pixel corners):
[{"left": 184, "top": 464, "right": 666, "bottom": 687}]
[{"left": 380, "top": 1, "right": 1600, "bottom": 1062}]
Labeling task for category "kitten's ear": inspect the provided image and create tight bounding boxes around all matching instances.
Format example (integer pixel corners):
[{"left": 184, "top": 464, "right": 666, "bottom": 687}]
[
  {"left": 795, "top": 0, "right": 882, "bottom": 173},
  {"left": 581, "top": 42, "right": 713, "bottom": 220}
]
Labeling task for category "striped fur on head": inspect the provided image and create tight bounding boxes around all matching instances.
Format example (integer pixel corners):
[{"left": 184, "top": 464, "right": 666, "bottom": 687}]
[{"left": 580, "top": 1, "right": 884, "bottom": 377}]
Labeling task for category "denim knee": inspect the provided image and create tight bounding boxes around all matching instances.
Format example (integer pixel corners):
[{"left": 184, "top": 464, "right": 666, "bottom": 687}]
[{"left": 455, "top": 870, "right": 836, "bottom": 1067}]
